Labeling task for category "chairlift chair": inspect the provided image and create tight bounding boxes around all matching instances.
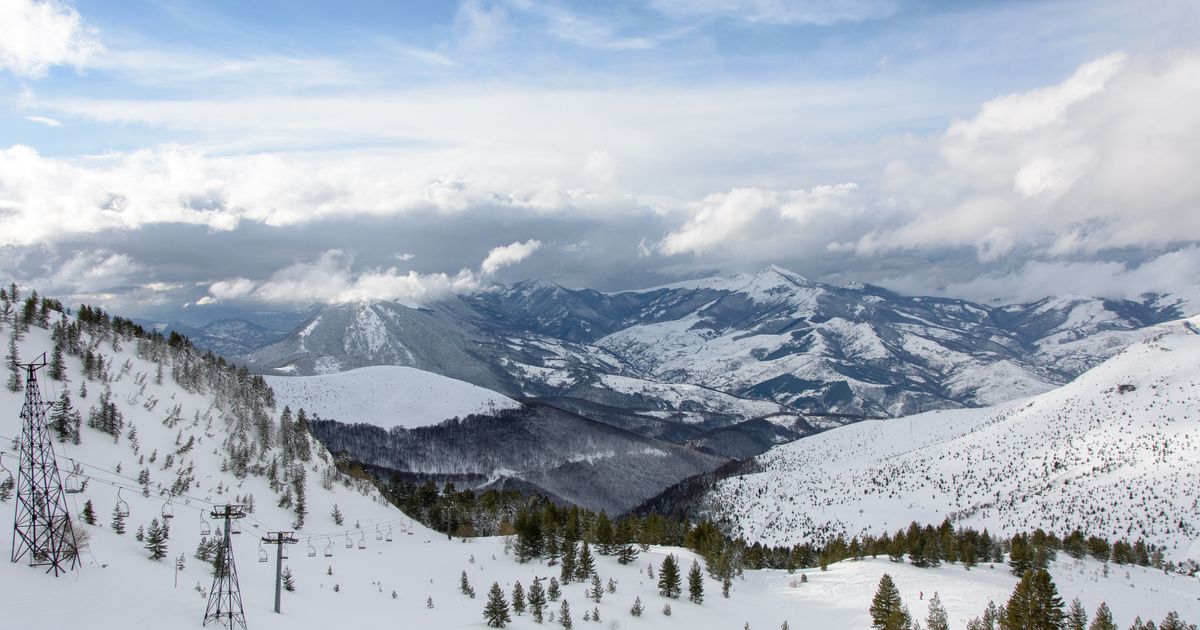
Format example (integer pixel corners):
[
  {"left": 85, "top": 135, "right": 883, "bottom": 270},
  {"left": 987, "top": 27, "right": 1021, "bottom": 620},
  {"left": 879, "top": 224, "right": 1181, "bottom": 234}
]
[
  {"left": 231, "top": 520, "right": 242, "bottom": 535},
  {"left": 344, "top": 534, "right": 353, "bottom": 549},
  {"left": 258, "top": 543, "right": 268, "bottom": 563},
  {"left": 161, "top": 498, "right": 174, "bottom": 519},
  {"left": 200, "top": 514, "right": 212, "bottom": 537},
  {"left": 375, "top": 526, "right": 382, "bottom": 541},
  {"left": 64, "top": 465, "right": 84, "bottom": 494},
  {"left": 306, "top": 538, "right": 316, "bottom": 558},
  {"left": 324, "top": 538, "right": 334, "bottom": 558},
  {"left": 115, "top": 487, "right": 131, "bottom": 518},
  {"left": 0, "top": 453, "right": 12, "bottom": 487},
  {"left": 357, "top": 532, "right": 366, "bottom": 549},
  {"left": 385, "top": 526, "right": 393, "bottom": 542}
]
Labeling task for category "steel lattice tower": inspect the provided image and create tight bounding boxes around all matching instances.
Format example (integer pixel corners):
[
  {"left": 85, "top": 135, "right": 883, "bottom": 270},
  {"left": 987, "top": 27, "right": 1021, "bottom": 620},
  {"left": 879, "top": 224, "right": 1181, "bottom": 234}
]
[
  {"left": 10, "top": 357, "right": 79, "bottom": 576},
  {"left": 205, "top": 504, "right": 248, "bottom": 630}
]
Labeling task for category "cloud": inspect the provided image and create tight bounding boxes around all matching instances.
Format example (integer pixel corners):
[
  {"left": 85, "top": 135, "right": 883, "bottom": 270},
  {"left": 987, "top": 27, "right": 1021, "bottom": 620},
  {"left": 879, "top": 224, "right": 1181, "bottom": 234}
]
[
  {"left": 24, "top": 115, "right": 63, "bottom": 127},
  {"left": 456, "top": 0, "right": 508, "bottom": 49},
  {"left": 649, "top": 0, "right": 898, "bottom": 25},
  {"left": 0, "top": 0, "right": 102, "bottom": 78},
  {"left": 658, "top": 184, "right": 860, "bottom": 256},
  {"left": 480, "top": 239, "right": 542, "bottom": 275}
]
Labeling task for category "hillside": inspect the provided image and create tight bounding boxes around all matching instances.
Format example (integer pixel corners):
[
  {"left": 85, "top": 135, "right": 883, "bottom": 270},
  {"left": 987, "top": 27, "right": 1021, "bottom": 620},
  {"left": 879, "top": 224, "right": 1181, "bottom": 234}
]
[
  {"left": 696, "top": 316, "right": 1200, "bottom": 560},
  {"left": 264, "top": 365, "right": 520, "bottom": 429}
]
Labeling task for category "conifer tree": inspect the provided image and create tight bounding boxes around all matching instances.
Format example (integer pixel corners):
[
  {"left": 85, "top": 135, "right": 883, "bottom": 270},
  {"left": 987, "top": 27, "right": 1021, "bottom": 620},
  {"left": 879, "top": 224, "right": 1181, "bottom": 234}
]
[
  {"left": 927, "top": 592, "right": 949, "bottom": 630},
  {"left": 1001, "top": 569, "right": 1064, "bottom": 630},
  {"left": 688, "top": 559, "right": 704, "bottom": 603},
  {"left": 136, "top": 524, "right": 145, "bottom": 542},
  {"left": 575, "top": 541, "right": 595, "bottom": 581},
  {"left": 461, "top": 570, "right": 475, "bottom": 597},
  {"left": 50, "top": 389, "right": 79, "bottom": 443},
  {"left": 331, "top": 503, "right": 344, "bottom": 525},
  {"left": 1066, "top": 598, "right": 1088, "bottom": 630},
  {"left": 547, "top": 577, "right": 561, "bottom": 602},
  {"left": 145, "top": 518, "right": 168, "bottom": 560},
  {"left": 111, "top": 503, "right": 127, "bottom": 534},
  {"left": 529, "top": 577, "right": 546, "bottom": 622},
  {"left": 630, "top": 596, "right": 644, "bottom": 617},
  {"left": 49, "top": 344, "right": 66, "bottom": 381},
  {"left": 512, "top": 581, "right": 526, "bottom": 616},
  {"left": 658, "top": 554, "right": 682, "bottom": 598},
  {"left": 81, "top": 500, "right": 96, "bottom": 525},
  {"left": 559, "top": 600, "right": 572, "bottom": 629},
  {"left": 588, "top": 573, "right": 603, "bottom": 603},
  {"left": 1159, "top": 611, "right": 1190, "bottom": 630},
  {"left": 483, "top": 582, "right": 512, "bottom": 628},
  {"left": 869, "top": 573, "right": 910, "bottom": 630},
  {"left": 282, "top": 566, "right": 296, "bottom": 592},
  {"left": 0, "top": 474, "right": 13, "bottom": 501},
  {"left": 6, "top": 331, "right": 21, "bottom": 393},
  {"left": 1088, "top": 603, "right": 1117, "bottom": 630},
  {"left": 594, "top": 511, "right": 615, "bottom": 554},
  {"left": 617, "top": 544, "right": 638, "bottom": 565},
  {"left": 663, "top": 603, "right": 672, "bottom": 616},
  {"left": 560, "top": 541, "right": 577, "bottom": 583}
]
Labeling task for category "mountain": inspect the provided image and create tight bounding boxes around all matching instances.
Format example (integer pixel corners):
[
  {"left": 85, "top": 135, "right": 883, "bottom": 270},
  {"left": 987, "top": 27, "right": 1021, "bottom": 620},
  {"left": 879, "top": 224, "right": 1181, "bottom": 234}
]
[
  {"left": 147, "top": 317, "right": 288, "bottom": 356},
  {"left": 687, "top": 315, "right": 1200, "bottom": 559},
  {"left": 244, "top": 266, "right": 1182, "bottom": 457}
]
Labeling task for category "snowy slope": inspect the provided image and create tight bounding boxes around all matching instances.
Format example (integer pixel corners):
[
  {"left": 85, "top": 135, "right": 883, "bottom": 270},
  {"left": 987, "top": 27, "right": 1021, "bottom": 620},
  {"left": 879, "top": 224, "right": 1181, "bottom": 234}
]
[
  {"left": 699, "top": 316, "right": 1200, "bottom": 560},
  {"left": 265, "top": 365, "right": 520, "bottom": 429},
  {"left": 3, "top": 311, "right": 1196, "bottom": 629}
]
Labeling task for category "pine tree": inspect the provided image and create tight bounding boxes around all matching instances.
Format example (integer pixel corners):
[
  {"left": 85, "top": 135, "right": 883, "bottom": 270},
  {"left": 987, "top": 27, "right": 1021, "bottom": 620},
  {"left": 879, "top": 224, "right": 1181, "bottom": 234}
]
[
  {"left": 663, "top": 603, "right": 672, "bottom": 616},
  {"left": 6, "top": 331, "right": 22, "bottom": 392},
  {"left": 483, "top": 582, "right": 512, "bottom": 628},
  {"left": 81, "top": 500, "right": 97, "bottom": 525},
  {"left": 594, "top": 511, "right": 615, "bottom": 554},
  {"left": 111, "top": 503, "right": 127, "bottom": 534},
  {"left": 630, "top": 595, "right": 644, "bottom": 617},
  {"left": 617, "top": 544, "right": 638, "bottom": 565},
  {"left": 331, "top": 503, "right": 344, "bottom": 525},
  {"left": 529, "top": 577, "right": 547, "bottom": 622},
  {"left": 588, "top": 573, "right": 603, "bottom": 603},
  {"left": 512, "top": 581, "right": 526, "bottom": 616},
  {"left": 869, "top": 573, "right": 910, "bottom": 630},
  {"left": 461, "top": 570, "right": 474, "bottom": 597},
  {"left": 927, "top": 592, "right": 949, "bottom": 630},
  {"left": 559, "top": 600, "right": 572, "bottom": 629},
  {"left": 0, "top": 474, "right": 13, "bottom": 501},
  {"left": 548, "top": 577, "right": 561, "bottom": 602},
  {"left": 1088, "top": 603, "right": 1117, "bottom": 630},
  {"left": 136, "top": 524, "right": 145, "bottom": 542},
  {"left": 1067, "top": 598, "right": 1088, "bottom": 630},
  {"left": 560, "top": 541, "right": 577, "bottom": 583},
  {"left": 1002, "top": 569, "right": 1065, "bottom": 630},
  {"left": 145, "top": 518, "right": 168, "bottom": 560},
  {"left": 607, "top": 577, "right": 617, "bottom": 594},
  {"left": 50, "top": 389, "right": 78, "bottom": 443},
  {"left": 1159, "top": 612, "right": 1190, "bottom": 630},
  {"left": 592, "top": 607, "right": 600, "bottom": 623},
  {"left": 575, "top": 541, "right": 595, "bottom": 581},
  {"left": 282, "top": 566, "right": 296, "bottom": 592},
  {"left": 688, "top": 559, "right": 705, "bottom": 603},
  {"left": 658, "top": 554, "right": 682, "bottom": 598}
]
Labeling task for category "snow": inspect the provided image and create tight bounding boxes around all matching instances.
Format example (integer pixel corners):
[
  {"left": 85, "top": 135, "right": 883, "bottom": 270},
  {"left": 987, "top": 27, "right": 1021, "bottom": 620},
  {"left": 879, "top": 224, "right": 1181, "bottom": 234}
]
[
  {"left": 703, "top": 317, "right": 1200, "bottom": 561},
  {"left": 265, "top": 365, "right": 519, "bottom": 428},
  {"left": 2, "top": 312, "right": 1197, "bottom": 629}
]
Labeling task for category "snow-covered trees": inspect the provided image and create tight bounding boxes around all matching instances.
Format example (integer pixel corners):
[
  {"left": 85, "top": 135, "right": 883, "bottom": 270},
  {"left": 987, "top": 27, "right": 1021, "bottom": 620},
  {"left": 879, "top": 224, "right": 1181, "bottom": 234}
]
[
  {"left": 145, "top": 518, "right": 169, "bottom": 560},
  {"left": 483, "top": 582, "right": 511, "bottom": 628},
  {"left": 926, "top": 592, "right": 949, "bottom": 630}
]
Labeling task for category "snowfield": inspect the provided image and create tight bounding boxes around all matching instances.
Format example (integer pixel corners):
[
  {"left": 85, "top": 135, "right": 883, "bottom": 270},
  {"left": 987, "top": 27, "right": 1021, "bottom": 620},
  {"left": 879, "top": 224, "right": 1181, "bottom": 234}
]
[
  {"left": 701, "top": 316, "right": 1200, "bottom": 561},
  {"left": 265, "top": 365, "right": 520, "bottom": 429}
]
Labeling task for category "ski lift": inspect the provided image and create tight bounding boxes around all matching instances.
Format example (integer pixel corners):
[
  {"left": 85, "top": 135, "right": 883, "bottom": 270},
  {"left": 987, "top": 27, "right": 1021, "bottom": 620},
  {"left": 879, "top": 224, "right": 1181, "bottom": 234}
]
[
  {"left": 230, "top": 520, "right": 242, "bottom": 535},
  {"left": 357, "top": 532, "right": 366, "bottom": 550},
  {"left": 323, "top": 538, "right": 334, "bottom": 558},
  {"left": 258, "top": 542, "right": 268, "bottom": 563},
  {"left": 0, "top": 453, "right": 11, "bottom": 489},
  {"left": 385, "top": 526, "right": 393, "bottom": 542},
  {"left": 64, "top": 464, "right": 84, "bottom": 494},
  {"left": 306, "top": 538, "right": 316, "bottom": 558},
  {"left": 344, "top": 534, "right": 353, "bottom": 549},
  {"left": 281, "top": 544, "right": 289, "bottom": 560},
  {"left": 200, "top": 514, "right": 212, "bottom": 537},
  {"left": 406, "top": 521, "right": 414, "bottom": 535},
  {"left": 375, "top": 526, "right": 382, "bottom": 541},
  {"left": 115, "top": 488, "right": 131, "bottom": 518},
  {"left": 161, "top": 497, "right": 175, "bottom": 519}
]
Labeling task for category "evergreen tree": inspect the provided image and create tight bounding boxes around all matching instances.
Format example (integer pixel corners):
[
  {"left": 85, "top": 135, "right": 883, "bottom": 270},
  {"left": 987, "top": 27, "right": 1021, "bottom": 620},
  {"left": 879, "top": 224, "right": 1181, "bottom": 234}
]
[
  {"left": 461, "top": 570, "right": 475, "bottom": 597},
  {"left": 575, "top": 541, "right": 595, "bottom": 581},
  {"left": 594, "top": 511, "right": 615, "bottom": 554},
  {"left": 617, "top": 544, "right": 638, "bottom": 565},
  {"left": 512, "top": 581, "right": 526, "bottom": 616},
  {"left": 688, "top": 559, "right": 704, "bottom": 603},
  {"left": 559, "top": 600, "right": 572, "bottom": 629},
  {"left": 282, "top": 566, "right": 296, "bottom": 592},
  {"left": 869, "top": 573, "right": 911, "bottom": 630},
  {"left": 293, "top": 407, "right": 313, "bottom": 461},
  {"left": 630, "top": 596, "right": 644, "bottom": 617},
  {"left": 547, "top": 577, "right": 561, "bottom": 602},
  {"left": 588, "top": 573, "right": 603, "bottom": 603},
  {"left": 50, "top": 389, "right": 79, "bottom": 443},
  {"left": 1002, "top": 569, "right": 1065, "bottom": 630},
  {"left": 136, "top": 524, "right": 145, "bottom": 542},
  {"left": 927, "top": 592, "right": 949, "bottom": 630},
  {"left": 1088, "top": 605, "right": 1117, "bottom": 630},
  {"left": 111, "top": 503, "right": 127, "bottom": 534},
  {"left": 560, "top": 541, "right": 577, "bottom": 583},
  {"left": 483, "top": 582, "right": 512, "bottom": 628},
  {"left": 6, "top": 331, "right": 21, "bottom": 392},
  {"left": 331, "top": 503, "right": 344, "bottom": 525},
  {"left": 195, "top": 536, "right": 213, "bottom": 562},
  {"left": 529, "top": 577, "right": 546, "bottom": 622},
  {"left": 49, "top": 344, "right": 66, "bottom": 381},
  {"left": 658, "top": 554, "right": 682, "bottom": 598},
  {"left": 145, "top": 518, "right": 168, "bottom": 560},
  {"left": 0, "top": 474, "right": 13, "bottom": 502},
  {"left": 1067, "top": 598, "right": 1088, "bottom": 630},
  {"left": 663, "top": 603, "right": 672, "bottom": 616},
  {"left": 592, "top": 606, "right": 600, "bottom": 623},
  {"left": 1159, "top": 612, "right": 1191, "bottom": 630},
  {"left": 81, "top": 500, "right": 97, "bottom": 525}
]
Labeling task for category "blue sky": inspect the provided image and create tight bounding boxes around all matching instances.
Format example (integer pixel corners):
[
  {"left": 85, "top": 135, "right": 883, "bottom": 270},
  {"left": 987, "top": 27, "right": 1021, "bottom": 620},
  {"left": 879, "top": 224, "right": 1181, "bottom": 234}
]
[{"left": 1, "top": 0, "right": 1198, "bottom": 318}]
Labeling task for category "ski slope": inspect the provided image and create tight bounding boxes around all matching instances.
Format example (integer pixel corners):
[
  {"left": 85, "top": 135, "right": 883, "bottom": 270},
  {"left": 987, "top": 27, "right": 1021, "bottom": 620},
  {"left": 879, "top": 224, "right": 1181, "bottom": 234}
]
[
  {"left": 701, "top": 316, "right": 1200, "bottom": 560},
  {"left": 265, "top": 365, "right": 520, "bottom": 429}
]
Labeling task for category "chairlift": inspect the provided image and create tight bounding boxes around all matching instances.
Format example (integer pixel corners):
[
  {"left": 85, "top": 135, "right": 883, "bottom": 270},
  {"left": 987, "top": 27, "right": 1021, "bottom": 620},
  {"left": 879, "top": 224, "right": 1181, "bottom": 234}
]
[
  {"left": 281, "top": 544, "right": 289, "bottom": 560},
  {"left": 385, "top": 526, "right": 393, "bottom": 542},
  {"left": 375, "top": 526, "right": 382, "bottom": 541},
  {"left": 357, "top": 532, "right": 366, "bottom": 550},
  {"left": 115, "top": 487, "right": 131, "bottom": 518},
  {"left": 258, "top": 542, "right": 268, "bottom": 563},
  {"left": 323, "top": 538, "right": 334, "bottom": 558},
  {"left": 161, "top": 497, "right": 175, "bottom": 519},
  {"left": 344, "top": 534, "right": 353, "bottom": 549},
  {"left": 64, "top": 465, "right": 84, "bottom": 494},
  {"left": 200, "top": 514, "right": 212, "bottom": 537},
  {"left": 231, "top": 520, "right": 242, "bottom": 535},
  {"left": 406, "top": 521, "right": 414, "bottom": 535},
  {"left": 306, "top": 538, "right": 316, "bottom": 558},
  {"left": 0, "top": 453, "right": 12, "bottom": 488}
]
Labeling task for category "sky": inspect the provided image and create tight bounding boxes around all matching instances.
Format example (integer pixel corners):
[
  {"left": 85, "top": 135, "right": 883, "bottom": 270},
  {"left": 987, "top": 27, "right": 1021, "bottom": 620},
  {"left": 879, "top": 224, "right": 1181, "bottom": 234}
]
[{"left": 1, "top": 0, "right": 1198, "bottom": 320}]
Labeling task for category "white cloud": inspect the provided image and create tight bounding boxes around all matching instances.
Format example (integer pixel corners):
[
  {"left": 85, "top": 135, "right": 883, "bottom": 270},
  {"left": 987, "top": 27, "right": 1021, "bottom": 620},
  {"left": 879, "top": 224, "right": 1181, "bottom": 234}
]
[
  {"left": 24, "top": 115, "right": 63, "bottom": 127},
  {"left": 456, "top": 0, "right": 508, "bottom": 49},
  {"left": 650, "top": 0, "right": 898, "bottom": 25},
  {"left": 480, "top": 239, "right": 542, "bottom": 275},
  {"left": 206, "top": 277, "right": 255, "bottom": 301},
  {"left": 0, "top": 0, "right": 102, "bottom": 78}
]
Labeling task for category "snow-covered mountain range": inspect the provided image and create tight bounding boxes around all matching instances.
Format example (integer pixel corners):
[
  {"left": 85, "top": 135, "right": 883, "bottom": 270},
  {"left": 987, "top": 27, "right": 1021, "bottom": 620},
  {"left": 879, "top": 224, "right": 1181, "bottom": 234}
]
[
  {"left": 690, "top": 315, "right": 1200, "bottom": 560},
  {"left": 239, "top": 266, "right": 1182, "bottom": 458}
]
